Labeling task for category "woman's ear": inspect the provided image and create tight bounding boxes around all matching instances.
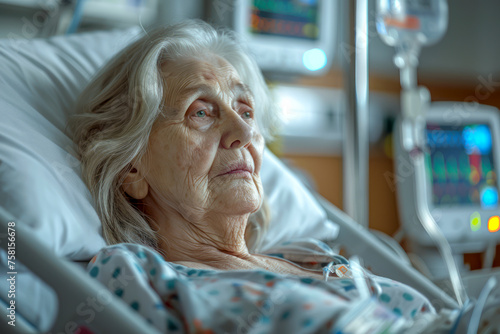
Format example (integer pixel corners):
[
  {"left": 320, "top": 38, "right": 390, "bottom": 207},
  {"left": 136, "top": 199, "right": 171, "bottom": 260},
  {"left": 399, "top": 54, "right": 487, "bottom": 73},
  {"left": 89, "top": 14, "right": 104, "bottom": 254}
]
[{"left": 122, "top": 166, "right": 149, "bottom": 200}]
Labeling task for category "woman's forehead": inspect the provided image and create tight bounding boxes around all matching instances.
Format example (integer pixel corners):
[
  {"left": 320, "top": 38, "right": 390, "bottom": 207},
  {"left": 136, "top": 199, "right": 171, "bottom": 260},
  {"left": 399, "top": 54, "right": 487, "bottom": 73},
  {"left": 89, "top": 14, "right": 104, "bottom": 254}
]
[
  {"left": 162, "top": 57, "right": 242, "bottom": 89},
  {"left": 161, "top": 57, "right": 251, "bottom": 105}
]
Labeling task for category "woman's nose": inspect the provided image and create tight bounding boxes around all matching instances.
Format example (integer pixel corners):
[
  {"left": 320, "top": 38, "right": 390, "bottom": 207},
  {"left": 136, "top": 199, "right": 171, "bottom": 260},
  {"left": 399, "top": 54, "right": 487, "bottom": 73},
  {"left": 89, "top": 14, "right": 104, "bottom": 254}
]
[{"left": 220, "top": 110, "right": 254, "bottom": 149}]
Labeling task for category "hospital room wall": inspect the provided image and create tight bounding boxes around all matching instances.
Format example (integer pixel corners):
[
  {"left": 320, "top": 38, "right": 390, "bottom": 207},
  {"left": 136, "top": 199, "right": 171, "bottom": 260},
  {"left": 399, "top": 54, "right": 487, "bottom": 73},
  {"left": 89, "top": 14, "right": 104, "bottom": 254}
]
[
  {"left": 299, "top": 71, "right": 500, "bottom": 216},
  {"left": 280, "top": 69, "right": 500, "bottom": 268},
  {"left": 280, "top": 71, "right": 403, "bottom": 237},
  {"left": 278, "top": 0, "right": 500, "bottom": 268}
]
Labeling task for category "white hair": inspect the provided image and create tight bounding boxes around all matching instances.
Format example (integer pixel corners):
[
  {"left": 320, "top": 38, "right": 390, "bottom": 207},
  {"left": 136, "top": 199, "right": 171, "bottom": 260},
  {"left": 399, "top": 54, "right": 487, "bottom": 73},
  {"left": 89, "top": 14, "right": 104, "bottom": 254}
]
[{"left": 71, "top": 20, "right": 279, "bottom": 254}]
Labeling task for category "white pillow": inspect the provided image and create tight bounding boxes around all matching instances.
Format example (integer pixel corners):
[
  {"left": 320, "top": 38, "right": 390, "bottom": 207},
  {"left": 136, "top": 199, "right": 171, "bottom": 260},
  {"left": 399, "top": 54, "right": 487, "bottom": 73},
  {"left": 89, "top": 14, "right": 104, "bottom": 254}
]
[
  {"left": 0, "top": 27, "right": 338, "bottom": 261},
  {"left": 260, "top": 150, "right": 339, "bottom": 251}
]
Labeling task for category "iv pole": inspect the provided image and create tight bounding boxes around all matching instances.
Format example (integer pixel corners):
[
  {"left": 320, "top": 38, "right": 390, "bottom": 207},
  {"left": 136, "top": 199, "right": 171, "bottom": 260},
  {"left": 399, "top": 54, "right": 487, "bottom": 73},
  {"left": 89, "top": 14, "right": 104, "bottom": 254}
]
[{"left": 343, "top": 0, "right": 370, "bottom": 229}]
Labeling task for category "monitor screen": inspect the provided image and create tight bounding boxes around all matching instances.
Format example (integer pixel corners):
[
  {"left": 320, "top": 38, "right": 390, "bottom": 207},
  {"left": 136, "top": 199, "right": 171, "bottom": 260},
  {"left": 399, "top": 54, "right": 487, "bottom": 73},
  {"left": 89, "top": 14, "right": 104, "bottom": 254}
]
[
  {"left": 425, "top": 123, "right": 499, "bottom": 208},
  {"left": 250, "top": 0, "right": 320, "bottom": 40}
]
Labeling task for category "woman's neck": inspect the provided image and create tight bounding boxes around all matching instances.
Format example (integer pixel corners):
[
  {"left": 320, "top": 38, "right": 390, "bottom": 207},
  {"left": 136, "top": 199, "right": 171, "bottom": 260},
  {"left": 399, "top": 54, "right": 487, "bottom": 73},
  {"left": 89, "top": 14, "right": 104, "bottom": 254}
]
[{"left": 146, "top": 201, "right": 254, "bottom": 264}]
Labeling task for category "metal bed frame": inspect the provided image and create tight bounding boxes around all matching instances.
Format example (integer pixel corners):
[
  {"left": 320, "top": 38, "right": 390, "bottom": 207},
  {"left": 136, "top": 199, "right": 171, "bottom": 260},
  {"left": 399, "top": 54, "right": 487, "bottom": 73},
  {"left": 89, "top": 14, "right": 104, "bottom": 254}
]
[{"left": 0, "top": 195, "right": 458, "bottom": 334}]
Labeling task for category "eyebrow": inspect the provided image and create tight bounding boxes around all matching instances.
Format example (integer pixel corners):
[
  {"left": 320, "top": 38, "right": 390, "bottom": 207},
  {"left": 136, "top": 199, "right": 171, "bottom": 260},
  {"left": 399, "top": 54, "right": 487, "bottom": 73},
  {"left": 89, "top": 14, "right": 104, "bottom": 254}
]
[
  {"left": 183, "top": 82, "right": 252, "bottom": 97},
  {"left": 233, "top": 82, "right": 253, "bottom": 95}
]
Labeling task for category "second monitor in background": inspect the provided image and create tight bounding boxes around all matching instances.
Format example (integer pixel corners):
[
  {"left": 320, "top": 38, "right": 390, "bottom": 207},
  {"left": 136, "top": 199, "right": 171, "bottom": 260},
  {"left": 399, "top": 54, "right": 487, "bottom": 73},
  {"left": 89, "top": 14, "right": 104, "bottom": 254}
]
[{"left": 209, "top": 0, "right": 337, "bottom": 76}]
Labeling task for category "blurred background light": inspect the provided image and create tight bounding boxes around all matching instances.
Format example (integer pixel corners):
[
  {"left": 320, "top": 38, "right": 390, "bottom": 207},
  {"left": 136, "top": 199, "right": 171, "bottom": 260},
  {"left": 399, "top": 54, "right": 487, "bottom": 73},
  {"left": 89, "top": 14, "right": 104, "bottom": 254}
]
[{"left": 303, "top": 48, "right": 327, "bottom": 71}]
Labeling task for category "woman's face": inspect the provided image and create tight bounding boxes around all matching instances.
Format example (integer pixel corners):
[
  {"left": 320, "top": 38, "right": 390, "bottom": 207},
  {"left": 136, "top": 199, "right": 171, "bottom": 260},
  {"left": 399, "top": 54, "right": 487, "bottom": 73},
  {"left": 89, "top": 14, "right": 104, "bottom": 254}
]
[{"left": 138, "top": 55, "right": 265, "bottom": 222}]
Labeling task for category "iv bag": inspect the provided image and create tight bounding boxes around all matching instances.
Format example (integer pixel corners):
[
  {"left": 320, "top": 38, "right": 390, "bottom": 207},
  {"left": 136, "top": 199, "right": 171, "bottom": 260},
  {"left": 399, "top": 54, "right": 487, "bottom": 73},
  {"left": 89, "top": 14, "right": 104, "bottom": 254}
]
[{"left": 376, "top": 0, "right": 448, "bottom": 49}]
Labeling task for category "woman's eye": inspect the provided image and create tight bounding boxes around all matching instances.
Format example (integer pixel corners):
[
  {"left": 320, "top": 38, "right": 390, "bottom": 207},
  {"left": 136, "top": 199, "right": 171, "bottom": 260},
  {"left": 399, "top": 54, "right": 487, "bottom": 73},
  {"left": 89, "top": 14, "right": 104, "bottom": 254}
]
[
  {"left": 242, "top": 111, "right": 251, "bottom": 119},
  {"left": 195, "top": 110, "right": 206, "bottom": 118}
]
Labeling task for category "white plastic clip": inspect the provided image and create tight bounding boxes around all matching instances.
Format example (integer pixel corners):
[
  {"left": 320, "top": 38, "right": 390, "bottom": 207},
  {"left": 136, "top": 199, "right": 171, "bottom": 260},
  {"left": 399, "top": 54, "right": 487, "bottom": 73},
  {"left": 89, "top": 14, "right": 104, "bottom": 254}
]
[{"left": 323, "top": 263, "right": 353, "bottom": 281}]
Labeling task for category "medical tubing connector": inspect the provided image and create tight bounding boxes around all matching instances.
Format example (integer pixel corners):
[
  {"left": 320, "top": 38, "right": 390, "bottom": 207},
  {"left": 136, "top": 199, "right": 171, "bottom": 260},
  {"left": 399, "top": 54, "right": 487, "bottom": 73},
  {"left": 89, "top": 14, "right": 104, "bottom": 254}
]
[{"left": 329, "top": 257, "right": 409, "bottom": 334}]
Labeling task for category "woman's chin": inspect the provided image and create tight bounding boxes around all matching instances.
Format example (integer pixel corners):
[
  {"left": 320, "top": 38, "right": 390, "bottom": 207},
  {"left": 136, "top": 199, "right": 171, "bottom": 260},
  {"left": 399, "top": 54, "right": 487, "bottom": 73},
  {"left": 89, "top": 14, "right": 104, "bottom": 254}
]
[
  {"left": 216, "top": 191, "right": 261, "bottom": 215},
  {"left": 207, "top": 176, "right": 263, "bottom": 214}
]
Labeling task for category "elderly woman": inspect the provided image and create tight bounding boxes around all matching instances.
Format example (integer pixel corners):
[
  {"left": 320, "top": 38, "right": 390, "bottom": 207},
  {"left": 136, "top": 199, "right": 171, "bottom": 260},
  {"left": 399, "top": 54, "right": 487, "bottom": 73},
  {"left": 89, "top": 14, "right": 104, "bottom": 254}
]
[{"left": 73, "top": 20, "right": 435, "bottom": 333}]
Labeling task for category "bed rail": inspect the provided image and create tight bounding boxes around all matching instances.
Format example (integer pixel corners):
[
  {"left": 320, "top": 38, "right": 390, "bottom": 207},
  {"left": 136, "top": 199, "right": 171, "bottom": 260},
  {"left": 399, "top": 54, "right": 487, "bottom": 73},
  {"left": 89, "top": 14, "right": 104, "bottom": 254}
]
[
  {"left": 0, "top": 206, "right": 161, "bottom": 334},
  {"left": 315, "top": 194, "right": 460, "bottom": 311}
]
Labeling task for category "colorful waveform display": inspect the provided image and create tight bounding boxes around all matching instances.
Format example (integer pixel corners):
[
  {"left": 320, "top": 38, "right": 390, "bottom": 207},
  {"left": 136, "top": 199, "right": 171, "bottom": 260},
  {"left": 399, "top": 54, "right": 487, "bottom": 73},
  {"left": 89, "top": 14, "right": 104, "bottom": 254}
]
[
  {"left": 251, "top": 0, "right": 319, "bottom": 40},
  {"left": 425, "top": 124, "right": 499, "bottom": 208}
]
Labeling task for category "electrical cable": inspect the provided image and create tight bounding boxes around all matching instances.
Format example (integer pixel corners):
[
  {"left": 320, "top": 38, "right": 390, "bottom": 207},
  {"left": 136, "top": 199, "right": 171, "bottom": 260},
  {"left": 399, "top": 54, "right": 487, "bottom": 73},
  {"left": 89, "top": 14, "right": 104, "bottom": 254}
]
[
  {"left": 483, "top": 243, "right": 496, "bottom": 270},
  {"left": 467, "top": 277, "right": 497, "bottom": 334},
  {"left": 66, "top": 0, "right": 86, "bottom": 34}
]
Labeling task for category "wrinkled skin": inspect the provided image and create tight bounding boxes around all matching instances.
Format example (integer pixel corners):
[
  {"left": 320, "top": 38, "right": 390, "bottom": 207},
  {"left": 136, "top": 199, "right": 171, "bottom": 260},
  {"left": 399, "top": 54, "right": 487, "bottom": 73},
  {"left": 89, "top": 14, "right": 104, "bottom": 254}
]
[
  {"left": 122, "top": 55, "right": 323, "bottom": 278},
  {"left": 123, "top": 55, "right": 265, "bottom": 260}
]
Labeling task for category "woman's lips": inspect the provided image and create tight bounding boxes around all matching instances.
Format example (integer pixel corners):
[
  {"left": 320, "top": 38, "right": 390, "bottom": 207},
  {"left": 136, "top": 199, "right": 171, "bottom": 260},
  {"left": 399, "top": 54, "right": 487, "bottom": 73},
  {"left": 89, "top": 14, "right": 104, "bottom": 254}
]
[
  {"left": 223, "top": 169, "right": 251, "bottom": 175},
  {"left": 218, "top": 162, "right": 253, "bottom": 177}
]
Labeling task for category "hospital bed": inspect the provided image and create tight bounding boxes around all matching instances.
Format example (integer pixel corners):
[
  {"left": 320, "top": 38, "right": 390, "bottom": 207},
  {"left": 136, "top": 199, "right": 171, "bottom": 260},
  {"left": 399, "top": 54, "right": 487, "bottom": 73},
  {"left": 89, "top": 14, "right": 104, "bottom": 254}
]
[
  {"left": 0, "top": 27, "right": 482, "bottom": 334},
  {"left": 0, "top": 195, "right": 459, "bottom": 334}
]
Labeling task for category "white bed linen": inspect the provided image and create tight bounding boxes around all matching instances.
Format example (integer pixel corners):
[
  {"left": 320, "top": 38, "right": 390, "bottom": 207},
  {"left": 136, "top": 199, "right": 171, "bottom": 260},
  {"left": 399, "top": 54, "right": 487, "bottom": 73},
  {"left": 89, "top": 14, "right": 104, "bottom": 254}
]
[
  {"left": 0, "top": 28, "right": 338, "bottom": 262},
  {"left": 0, "top": 26, "right": 339, "bottom": 331}
]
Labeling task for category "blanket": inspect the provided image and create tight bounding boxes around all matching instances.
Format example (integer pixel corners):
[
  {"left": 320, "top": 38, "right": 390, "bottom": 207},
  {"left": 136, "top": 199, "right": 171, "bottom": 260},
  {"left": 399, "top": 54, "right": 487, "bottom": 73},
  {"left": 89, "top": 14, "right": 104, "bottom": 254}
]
[{"left": 85, "top": 238, "right": 435, "bottom": 333}]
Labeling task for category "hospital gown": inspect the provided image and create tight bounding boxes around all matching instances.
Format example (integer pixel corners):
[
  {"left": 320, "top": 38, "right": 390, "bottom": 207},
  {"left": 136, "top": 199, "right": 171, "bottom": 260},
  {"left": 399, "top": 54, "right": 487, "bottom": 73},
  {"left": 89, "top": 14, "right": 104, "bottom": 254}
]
[{"left": 85, "top": 238, "right": 434, "bottom": 333}]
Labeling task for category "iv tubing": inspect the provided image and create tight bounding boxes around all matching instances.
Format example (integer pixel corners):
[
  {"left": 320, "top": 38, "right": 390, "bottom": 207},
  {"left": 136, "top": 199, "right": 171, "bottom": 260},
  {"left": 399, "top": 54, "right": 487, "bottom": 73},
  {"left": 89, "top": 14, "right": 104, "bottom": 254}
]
[
  {"left": 397, "top": 58, "right": 468, "bottom": 307},
  {"left": 467, "top": 277, "right": 497, "bottom": 334},
  {"left": 411, "top": 150, "right": 468, "bottom": 307}
]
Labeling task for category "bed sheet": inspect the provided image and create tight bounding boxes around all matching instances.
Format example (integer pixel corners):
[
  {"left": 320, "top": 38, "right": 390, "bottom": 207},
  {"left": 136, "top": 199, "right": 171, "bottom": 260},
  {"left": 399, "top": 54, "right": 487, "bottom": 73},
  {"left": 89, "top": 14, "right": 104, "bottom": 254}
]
[
  {"left": 85, "top": 238, "right": 435, "bottom": 333},
  {"left": 0, "top": 249, "right": 58, "bottom": 331}
]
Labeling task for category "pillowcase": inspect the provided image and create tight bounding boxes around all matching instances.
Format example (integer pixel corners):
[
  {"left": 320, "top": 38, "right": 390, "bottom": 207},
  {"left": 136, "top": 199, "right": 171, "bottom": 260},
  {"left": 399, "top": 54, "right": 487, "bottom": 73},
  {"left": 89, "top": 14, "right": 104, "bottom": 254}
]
[
  {"left": 0, "top": 28, "right": 142, "bottom": 260},
  {"left": 0, "top": 27, "right": 338, "bottom": 261},
  {"left": 260, "top": 149, "right": 339, "bottom": 251}
]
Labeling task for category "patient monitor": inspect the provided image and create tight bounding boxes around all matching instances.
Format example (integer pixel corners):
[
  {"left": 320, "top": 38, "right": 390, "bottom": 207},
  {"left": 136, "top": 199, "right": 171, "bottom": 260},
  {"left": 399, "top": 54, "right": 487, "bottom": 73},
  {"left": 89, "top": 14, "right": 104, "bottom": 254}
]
[
  {"left": 395, "top": 102, "right": 500, "bottom": 274},
  {"left": 209, "top": 0, "right": 336, "bottom": 75}
]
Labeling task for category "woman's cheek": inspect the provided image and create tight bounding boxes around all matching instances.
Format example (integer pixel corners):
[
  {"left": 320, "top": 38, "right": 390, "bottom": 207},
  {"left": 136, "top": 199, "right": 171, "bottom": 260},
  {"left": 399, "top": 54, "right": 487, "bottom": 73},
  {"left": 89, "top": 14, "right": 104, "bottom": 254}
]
[
  {"left": 188, "top": 116, "right": 215, "bottom": 132},
  {"left": 184, "top": 131, "right": 218, "bottom": 171},
  {"left": 194, "top": 121, "right": 212, "bottom": 132}
]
